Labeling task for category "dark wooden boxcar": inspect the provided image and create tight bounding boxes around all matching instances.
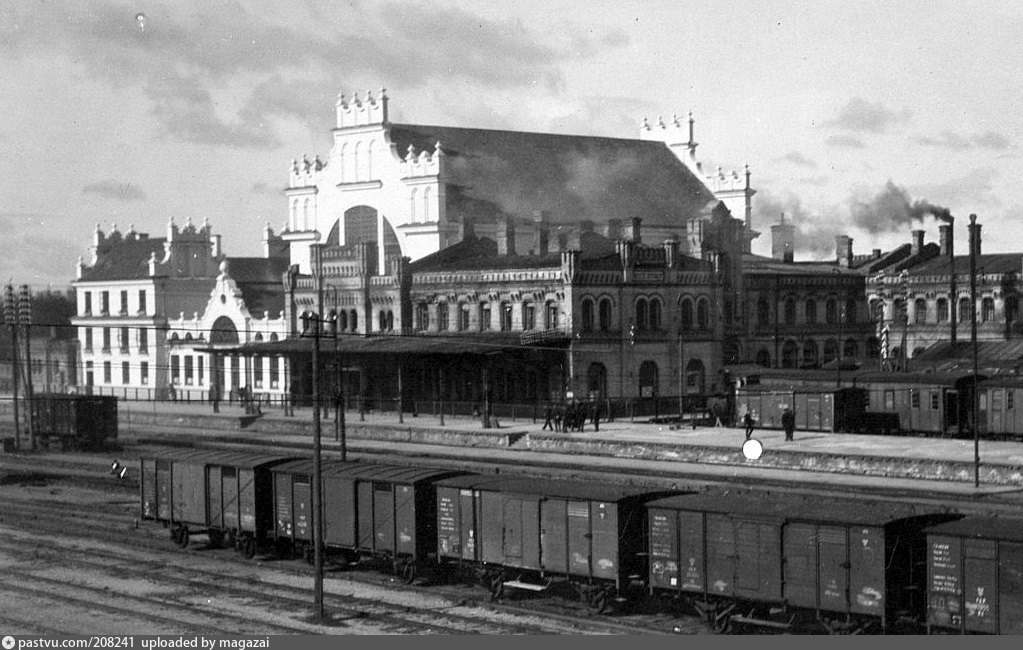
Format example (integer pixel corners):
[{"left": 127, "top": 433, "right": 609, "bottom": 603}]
[
  {"left": 434, "top": 474, "right": 664, "bottom": 611},
  {"left": 139, "top": 449, "right": 293, "bottom": 557},
  {"left": 924, "top": 517, "right": 1023, "bottom": 635},
  {"left": 270, "top": 460, "right": 463, "bottom": 581},
  {"left": 977, "top": 377, "right": 1023, "bottom": 439},
  {"left": 735, "top": 387, "right": 866, "bottom": 432},
  {"left": 30, "top": 394, "right": 118, "bottom": 450},
  {"left": 646, "top": 490, "right": 956, "bottom": 633}
]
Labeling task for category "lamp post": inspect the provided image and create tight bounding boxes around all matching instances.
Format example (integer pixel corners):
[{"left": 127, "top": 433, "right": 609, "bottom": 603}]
[
  {"left": 4, "top": 285, "right": 21, "bottom": 450},
  {"left": 301, "top": 244, "right": 326, "bottom": 621},
  {"left": 969, "top": 214, "right": 981, "bottom": 488}
]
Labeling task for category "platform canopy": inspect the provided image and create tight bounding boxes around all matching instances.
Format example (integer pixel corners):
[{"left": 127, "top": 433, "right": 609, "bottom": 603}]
[{"left": 196, "top": 332, "right": 547, "bottom": 357}]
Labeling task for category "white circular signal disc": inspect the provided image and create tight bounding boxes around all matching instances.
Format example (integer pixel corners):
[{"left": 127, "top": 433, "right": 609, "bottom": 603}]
[{"left": 742, "top": 438, "right": 763, "bottom": 460}]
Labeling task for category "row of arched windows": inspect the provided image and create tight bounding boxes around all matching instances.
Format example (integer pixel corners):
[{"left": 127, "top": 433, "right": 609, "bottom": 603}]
[
  {"left": 338, "top": 140, "right": 373, "bottom": 183},
  {"left": 766, "top": 338, "right": 864, "bottom": 369},
  {"left": 413, "top": 300, "right": 560, "bottom": 332},
  {"left": 758, "top": 297, "right": 859, "bottom": 327},
  {"left": 409, "top": 187, "right": 432, "bottom": 223},
  {"left": 578, "top": 295, "right": 713, "bottom": 333},
  {"left": 903, "top": 296, "right": 1016, "bottom": 325}
]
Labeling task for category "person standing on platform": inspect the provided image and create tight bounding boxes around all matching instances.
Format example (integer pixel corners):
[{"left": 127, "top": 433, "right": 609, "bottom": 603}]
[
  {"left": 542, "top": 403, "right": 554, "bottom": 431},
  {"left": 743, "top": 410, "right": 755, "bottom": 440},
  {"left": 782, "top": 406, "right": 795, "bottom": 441}
]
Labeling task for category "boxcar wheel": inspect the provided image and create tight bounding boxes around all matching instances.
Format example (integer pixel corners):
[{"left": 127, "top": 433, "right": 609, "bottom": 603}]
[
  {"left": 401, "top": 560, "right": 418, "bottom": 585},
  {"left": 587, "top": 589, "right": 610, "bottom": 615},
  {"left": 303, "top": 545, "right": 314, "bottom": 565},
  {"left": 208, "top": 530, "right": 224, "bottom": 549},
  {"left": 176, "top": 526, "right": 190, "bottom": 549},
  {"left": 488, "top": 572, "right": 505, "bottom": 601}
]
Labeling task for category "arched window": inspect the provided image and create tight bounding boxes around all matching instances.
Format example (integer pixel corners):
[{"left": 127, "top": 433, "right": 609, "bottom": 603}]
[
  {"left": 353, "top": 141, "right": 361, "bottom": 181},
  {"left": 982, "top": 297, "right": 995, "bottom": 322},
  {"left": 784, "top": 298, "right": 796, "bottom": 325},
  {"left": 680, "top": 298, "right": 693, "bottom": 330},
  {"left": 521, "top": 302, "right": 535, "bottom": 330},
  {"left": 639, "top": 361, "right": 658, "bottom": 398},
  {"left": 803, "top": 339, "right": 819, "bottom": 367},
  {"left": 545, "top": 301, "right": 559, "bottom": 329},
  {"left": 1007, "top": 296, "right": 1019, "bottom": 326},
  {"left": 500, "top": 302, "right": 512, "bottom": 331},
  {"left": 581, "top": 298, "right": 595, "bottom": 332},
  {"left": 479, "top": 302, "right": 492, "bottom": 331},
  {"left": 867, "top": 336, "right": 880, "bottom": 358},
  {"left": 423, "top": 186, "right": 431, "bottom": 222},
  {"left": 349, "top": 309, "right": 358, "bottom": 332},
  {"left": 339, "top": 144, "right": 347, "bottom": 183},
  {"left": 366, "top": 140, "right": 374, "bottom": 179},
  {"left": 253, "top": 333, "right": 263, "bottom": 342},
  {"left": 755, "top": 349, "right": 771, "bottom": 368},
  {"left": 805, "top": 299, "right": 817, "bottom": 325},
  {"left": 459, "top": 303, "right": 470, "bottom": 331},
  {"left": 270, "top": 333, "right": 279, "bottom": 342},
  {"left": 649, "top": 297, "right": 662, "bottom": 331},
  {"left": 914, "top": 298, "right": 928, "bottom": 324},
  {"left": 684, "top": 359, "right": 705, "bottom": 395},
  {"left": 937, "top": 298, "right": 949, "bottom": 322},
  {"left": 410, "top": 188, "right": 417, "bottom": 223},
  {"left": 782, "top": 340, "right": 799, "bottom": 368},
  {"left": 826, "top": 299, "right": 837, "bottom": 324},
  {"left": 824, "top": 339, "right": 838, "bottom": 364},
  {"left": 338, "top": 310, "right": 348, "bottom": 332},
  {"left": 844, "top": 338, "right": 859, "bottom": 358},
  {"left": 586, "top": 363, "right": 607, "bottom": 400},
  {"left": 386, "top": 310, "right": 394, "bottom": 331},
  {"left": 635, "top": 298, "right": 648, "bottom": 330},
  {"left": 302, "top": 198, "right": 311, "bottom": 230},
  {"left": 959, "top": 297, "right": 972, "bottom": 322},
  {"left": 378, "top": 310, "right": 386, "bottom": 332},
  {"left": 209, "top": 317, "right": 238, "bottom": 345},
  {"left": 416, "top": 303, "right": 429, "bottom": 331},
  {"left": 757, "top": 299, "right": 770, "bottom": 327},
  {"left": 845, "top": 298, "right": 857, "bottom": 324},
  {"left": 437, "top": 303, "right": 449, "bottom": 331},
  {"left": 598, "top": 298, "right": 612, "bottom": 331},
  {"left": 696, "top": 298, "right": 709, "bottom": 330}
]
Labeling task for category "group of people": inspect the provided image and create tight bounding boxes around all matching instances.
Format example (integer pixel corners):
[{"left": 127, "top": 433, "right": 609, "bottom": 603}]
[
  {"left": 741, "top": 405, "right": 796, "bottom": 441},
  {"left": 542, "top": 400, "right": 603, "bottom": 433}
]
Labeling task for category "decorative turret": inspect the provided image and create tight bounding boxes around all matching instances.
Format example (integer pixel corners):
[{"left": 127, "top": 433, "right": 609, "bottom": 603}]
[
  {"left": 401, "top": 141, "right": 443, "bottom": 178},
  {"left": 336, "top": 87, "right": 389, "bottom": 129},
  {"left": 289, "top": 153, "right": 324, "bottom": 188}
]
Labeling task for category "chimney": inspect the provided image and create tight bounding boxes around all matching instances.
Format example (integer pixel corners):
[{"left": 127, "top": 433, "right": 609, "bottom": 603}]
[
  {"left": 771, "top": 215, "right": 795, "bottom": 263},
  {"left": 873, "top": 248, "right": 881, "bottom": 260},
  {"left": 835, "top": 235, "right": 853, "bottom": 268},
  {"left": 605, "top": 218, "right": 622, "bottom": 240},
  {"left": 911, "top": 229, "right": 925, "bottom": 255},
  {"left": 969, "top": 214, "right": 982, "bottom": 258},
  {"left": 497, "top": 216, "right": 516, "bottom": 255},
  {"left": 532, "top": 211, "right": 549, "bottom": 255},
  {"left": 629, "top": 217, "right": 642, "bottom": 244},
  {"left": 461, "top": 215, "right": 476, "bottom": 241},
  {"left": 939, "top": 223, "right": 954, "bottom": 258}
]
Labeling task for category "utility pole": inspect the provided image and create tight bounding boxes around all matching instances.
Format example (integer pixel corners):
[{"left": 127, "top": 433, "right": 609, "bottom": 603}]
[
  {"left": 969, "top": 214, "right": 981, "bottom": 488},
  {"left": 5, "top": 285, "right": 20, "bottom": 450},
  {"left": 20, "top": 286, "right": 34, "bottom": 450}
]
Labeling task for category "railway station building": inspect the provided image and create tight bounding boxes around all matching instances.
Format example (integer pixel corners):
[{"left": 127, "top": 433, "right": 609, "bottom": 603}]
[{"left": 237, "top": 89, "right": 755, "bottom": 413}]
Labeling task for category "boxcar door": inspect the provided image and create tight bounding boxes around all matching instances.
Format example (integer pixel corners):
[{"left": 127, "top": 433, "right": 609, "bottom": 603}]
[
  {"left": 820, "top": 393, "right": 835, "bottom": 431},
  {"left": 459, "top": 489, "right": 478, "bottom": 561},
  {"left": 293, "top": 480, "right": 312, "bottom": 542},
  {"left": 435, "top": 487, "right": 459, "bottom": 559},
  {"left": 274, "top": 473, "right": 294, "bottom": 538},
  {"left": 156, "top": 459, "right": 172, "bottom": 520},
  {"left": 237, "top": 468, "right": 256, "bottom": 532},
  {"left": 817, "top": 526, "right": 850, "bottom": 614},
  {"left": 357, "top": 481, "right": 375, "bottom": 550},
  {"left": 998, "top": 541, "right": 1023, "bottom": 635},
  {"left": 927, "top": 535, "right": 963, "bottom": 629},
  {"left": 962, "top": 539, "right": 997, "bottom": 634},
  {"left": 221, "top": 467, "right": 239, "bottom": 531},
  {"left": 735, "top": 521, "right": 781, "bottom": 601},
  {"left": 566, "top": 500, "right": 592, "bottom": 578},
  {"left": 372, "top": 482, "right": 396, "bottom": 553},
  {"left": 502, "top": 497, "right": 524, "bottom": 565},
  {"left": 141, "top": 458, "right": 157, "bottom": 519},
  {"left": 678, "top": 511, "right": 706, "bottom": 594},
  {"left": 706, "top": 515, "right": 735, "bottom": 596},
  {"left": 207, "top": 466, "right": 223, "bottom": 529},
  {"left": 590, "top": 502, "right": 619, "bottom": 581},
  {"left": 783, "top": 523, "right": 818, "bottom": 610},
  {"left": 393, "top": 484, "right": 417, "bottom": 557},
  {"left": 848, "top": 526, "right": 885, "bottom": 615},
  {"left": 541, "top": 499, "right": 568, "bottom": 575}
]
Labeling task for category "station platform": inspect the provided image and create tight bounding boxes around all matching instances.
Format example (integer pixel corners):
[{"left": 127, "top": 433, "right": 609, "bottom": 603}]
[{"left": 96, "top": 399, "right": 1023, "bottom": 499}]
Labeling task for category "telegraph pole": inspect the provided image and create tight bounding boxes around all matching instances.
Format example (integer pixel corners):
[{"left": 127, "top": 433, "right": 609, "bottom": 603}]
[
  {"left": 4, "top": 285, "right": 20, "bottom": 450},
  {"left": 969, "top": 214, "right": 981, "bottom": 488}
]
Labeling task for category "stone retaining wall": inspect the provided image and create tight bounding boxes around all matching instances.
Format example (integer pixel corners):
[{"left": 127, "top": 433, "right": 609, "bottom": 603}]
[{"left": 526, "top": 434, "right": 1023, "bottom": 486}]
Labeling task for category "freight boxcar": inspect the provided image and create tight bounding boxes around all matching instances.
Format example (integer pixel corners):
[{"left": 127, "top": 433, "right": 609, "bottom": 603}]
[
  {"left": 646, "top": 490, "right": 957, "bottom": 633},
  {"left": 30, "top": 394, "right": 118, "bottom": 450},
  {"left": 434, "top": 474, "right": 670, "bottom": 612},
  {"left": 270, "top": 460, "right": 464, "bottom": 581},
  {"left": 139, "top": 450, "right": 294, "bottom": 558},
  {"left": 735, "top": 387, "right": 866, "bottom": 432},
  {"left": 976, "top": 376, "right": 1023, "bottom": 439},
  {"left": 924, "top": 517, "right": 1023, "bottom": 634}
]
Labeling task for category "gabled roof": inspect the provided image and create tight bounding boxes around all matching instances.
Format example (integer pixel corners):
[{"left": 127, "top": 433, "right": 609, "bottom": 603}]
[
  {"left": 388, "top": 123, "right": 718, "bottom": 226},
  {"left": 77, "top": 238, "right": 166, "bottom": 282},
  {"left": 907, "top": 252, "right": 1023, "bottom": 276}
]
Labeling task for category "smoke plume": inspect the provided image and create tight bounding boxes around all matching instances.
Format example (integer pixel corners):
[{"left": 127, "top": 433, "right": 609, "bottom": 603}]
[{"left": 850, "top": 180, "right": 952, "bottom": 232}]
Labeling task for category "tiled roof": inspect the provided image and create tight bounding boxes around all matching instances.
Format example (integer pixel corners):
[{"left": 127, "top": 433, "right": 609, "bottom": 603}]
[
  {"left": 77, "top": 238, "right": 166, "bottom": 281},
  {"left": 388, "top": 124, "right": 719, "bottom": 226},
  {"left": 225, "top": 257, "right": 289, "bottom": 319}
]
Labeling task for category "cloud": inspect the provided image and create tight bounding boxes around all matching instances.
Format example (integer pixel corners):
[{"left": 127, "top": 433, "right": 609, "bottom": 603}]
[
  {"left": 82, "top": 180, "right": 147, "bottom": 202},
  {"left": 780, "top": 151, "right": 817, "bottom": 168},
  {"left": 251, "top": 181, "right": 275, "bottom": 195},
  {"left": 829, "top": 97, "right": 911, "bottom": 133},
  {"left": 915, "top": 167, "right": 1001, "bottom": 209},
  {"left": 2, "top": 1, "right": 626, "bottom": 147},
  {"left": 824, "top": 134, "right": 866, "bottom": 149},
  {"left": 913, "top": 130, "right": 1012, "bottom": 151}
]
